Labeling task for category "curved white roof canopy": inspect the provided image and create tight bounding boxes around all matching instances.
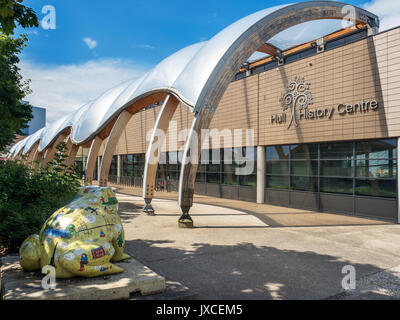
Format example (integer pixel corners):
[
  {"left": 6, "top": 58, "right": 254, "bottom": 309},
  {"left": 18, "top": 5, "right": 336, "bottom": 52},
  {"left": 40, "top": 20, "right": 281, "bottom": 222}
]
[
  {"left": 12, "top": 136, "right": 30, "bottom": 157},
  {"left": 23, "top": 127, "right": 45, "bottom": 154},
  {"left": 10, "top": 1, "right": 378, "bottom": 154},
  {"left": 71, "top": 41, "right": 206, "bottom": 144}
]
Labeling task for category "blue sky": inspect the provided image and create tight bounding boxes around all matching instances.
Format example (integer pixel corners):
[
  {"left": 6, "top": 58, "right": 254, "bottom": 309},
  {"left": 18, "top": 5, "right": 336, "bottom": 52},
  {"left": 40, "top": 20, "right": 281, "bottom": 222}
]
[
  {"left": 20, "top": 0, "right": 369, "bottom": 66},
  {"left": 15, "top": 0, "right": 399, "bottom": 123}
]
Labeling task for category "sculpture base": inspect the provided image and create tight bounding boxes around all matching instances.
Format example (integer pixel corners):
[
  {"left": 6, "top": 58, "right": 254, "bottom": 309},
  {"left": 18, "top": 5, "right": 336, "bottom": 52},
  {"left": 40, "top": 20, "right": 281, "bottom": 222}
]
[
  {"left": 142, "top": 198, "right": 155, "bottom": 216},
  {"left": 1, "top": 255, "right": 165, "bottom": 300},
  {"left": 178, "top": 212, "right": 194, "bottom": 228},
  {"left": 178, "top": 220, "right": 194, "bottom": 228}
]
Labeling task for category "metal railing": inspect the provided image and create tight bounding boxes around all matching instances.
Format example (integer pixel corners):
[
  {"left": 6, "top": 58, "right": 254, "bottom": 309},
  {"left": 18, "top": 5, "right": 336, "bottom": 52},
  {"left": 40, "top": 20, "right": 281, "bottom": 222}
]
[{"left": 109, "top": 175, "right": 178, "bottom": 192}]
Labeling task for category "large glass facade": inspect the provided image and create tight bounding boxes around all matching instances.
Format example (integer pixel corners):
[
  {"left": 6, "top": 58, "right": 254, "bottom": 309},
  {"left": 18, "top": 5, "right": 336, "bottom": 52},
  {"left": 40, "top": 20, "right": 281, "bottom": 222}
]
[
  {"left": 120, "top": 154, "right": 145, "bottom": 178},
  {"left": 116, "top": 147, "right": 256, "bottom": 188},
  {"left": 109, "top": 155, "right": 118, "bottom": 176},
  {"left": 266, "top": 139, "right": 397, "bottom": 198},
  {"left": 198, "top": 147, "right": 257, "bottom": 187}
]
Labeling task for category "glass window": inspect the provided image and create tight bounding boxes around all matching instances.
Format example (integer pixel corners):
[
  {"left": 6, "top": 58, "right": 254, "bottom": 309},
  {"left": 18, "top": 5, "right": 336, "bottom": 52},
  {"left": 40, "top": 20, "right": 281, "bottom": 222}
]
[
  {"left": 222, "top": 163, "right": 237, "bottom": 173},
  {"left": 320, "top": 177, "right": 353, "bottom": 194},
  {"left": 157, "top": 163, "right": 168, "bottom": 179},
  {"left": 133, "top": 154, "right": 145, "bottom": 163},
  {"left": 159, "top": 152, "right": 168, "bottom": 164},
  {"left": 266, "top": 161, "right": 289, "bottom": 175},
  {"left": 356, "top": 139, "right": 397, "bottom": 159},
  {"left": 108, "top": 155, "right": 118, "bottom": 176},
  {"left": 320, "top": 160, "right": 354, "bottom": 177},
  {"left": 355, "top": 179, "right": 397, "bottom": 198},
  {"left": 266, "top": 175, "right": 289, "bottom": 190},
  {"left": 239, "top": 174, "right": 256, "bottom": 187},
  {"left": 266, "top": 145, "right": 290, "bottom": 161},
  {"left": 209, "top": 149, "right": 222, "bottom": 164},
  {"left": 222, "top": 172, "right": 238, "bottom": 185},
  {"left": 320, "top": 142, "right": 353, "bottom": 159},
  {"left": 133, "top": 163, "right": 144, "bottom": 178},
  {"left": 196, "top": 171, "right": 206, "bottom": 183},
  {"left": 207, "top": 172, "right": 220, "bottom": 184},
  {"left": 290, "top": 144, "right": 318, "bottom": 159},
  {"left": 291, "top": 176, "right": 318, "bottom": 192},
  {"left": 356, "top": 159, "right": 397, "bottom": 179},
  {"left": 168, "top": 151, "right": 178, "bottom": 164},
  {"left": 292, "top": 160, "right": 318, "bottom": 176},
  {"left": 122, "top": 155, "right": 134, "bottom": 176}
]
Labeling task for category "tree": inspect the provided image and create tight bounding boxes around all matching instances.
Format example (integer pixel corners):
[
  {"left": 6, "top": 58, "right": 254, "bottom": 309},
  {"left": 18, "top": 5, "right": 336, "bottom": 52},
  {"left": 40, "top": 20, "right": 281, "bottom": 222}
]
[
  {"left": 0, "top": 1, "right": 38, "bottom": 152},
  {"left": 0, "top": 0, "right": 38, "bottom": 35},
  {"left": 0, "top": 34, "right": 33, "bottom": 152}
]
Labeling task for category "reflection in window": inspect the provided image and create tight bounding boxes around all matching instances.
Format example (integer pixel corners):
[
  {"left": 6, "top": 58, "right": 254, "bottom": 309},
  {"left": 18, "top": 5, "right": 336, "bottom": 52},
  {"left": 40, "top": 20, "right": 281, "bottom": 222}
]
[
  {"left": 292, "top": 160, "right": 318, "bottom": 176},
  {"left": 290, "top": 144, "right": 318, "bottom": 159},
  {"left": 265, "top": 139, "right": 397, "bottom": 198},
  {"left": 266, "top": 175, "right": 289, "bottom": 190},
  {"left": 320, "top": 142, "right": 353, "bottom": 159},
  {"left": 320, "top": 160, "right": 354, "bottom": 177},
  {"left": 355, "top": 179, "right": 397, "bottom": 198},
  {"left": 291, "top": 176, "right": 318, "bottom": 192},
  {"left": 266, "top": 160, "right": 289, "bottom": 175},
  {"left": 356, "top": 139, "right": 397, "bottom": 159},
  {"left": 320, "top": 178, "right": 353, "bottom": 195},
  {"left": 356, "top": 159, "right": 397, "bottom": 179},
  {"left": 266, "top": 145, "right": 290, "bottom": 160}
]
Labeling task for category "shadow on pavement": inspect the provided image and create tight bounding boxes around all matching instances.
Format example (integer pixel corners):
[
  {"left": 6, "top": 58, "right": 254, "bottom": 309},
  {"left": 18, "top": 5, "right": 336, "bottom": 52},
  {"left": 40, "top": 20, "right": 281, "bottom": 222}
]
[{"left": 124, "top": 239, "right": 393, "bottom": 300}]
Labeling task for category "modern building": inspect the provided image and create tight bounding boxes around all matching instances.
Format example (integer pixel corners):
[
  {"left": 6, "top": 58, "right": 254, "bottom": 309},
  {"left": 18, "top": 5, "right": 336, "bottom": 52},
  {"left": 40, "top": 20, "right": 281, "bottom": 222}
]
[
  {"left": 10, "top": 2, "right": 399, "bottom": 225},
  {"left": 21, "top": 106, "right": 46, "bottom": 136},
  {"left": 88, "top": 24, "right": 400, "bottom": 223}
]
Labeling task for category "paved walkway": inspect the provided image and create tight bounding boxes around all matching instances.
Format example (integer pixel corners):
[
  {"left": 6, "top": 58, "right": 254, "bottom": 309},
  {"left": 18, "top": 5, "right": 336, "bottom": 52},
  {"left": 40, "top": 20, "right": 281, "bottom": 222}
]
[{"left": 115, "top": 190, "right": 400, "bottom": 300}]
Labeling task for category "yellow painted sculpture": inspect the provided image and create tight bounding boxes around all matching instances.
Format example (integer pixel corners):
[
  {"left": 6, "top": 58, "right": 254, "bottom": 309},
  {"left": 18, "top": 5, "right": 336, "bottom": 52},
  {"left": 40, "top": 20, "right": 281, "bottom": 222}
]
[{"left": 19, "top": 186, "right": 130, "bottom": 278}]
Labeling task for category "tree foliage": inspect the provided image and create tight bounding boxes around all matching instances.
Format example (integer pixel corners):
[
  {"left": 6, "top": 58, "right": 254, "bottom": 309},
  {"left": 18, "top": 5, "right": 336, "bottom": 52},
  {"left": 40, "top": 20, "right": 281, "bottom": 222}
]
[
  {"left": 0, "top": 142, "right": 81, "bottom": 252},
  {"left": 0, "top": 33, "right": 33, "bottom": 152},
  {"left": 0, "top": 0, "right": 38, "bottom": 35}
]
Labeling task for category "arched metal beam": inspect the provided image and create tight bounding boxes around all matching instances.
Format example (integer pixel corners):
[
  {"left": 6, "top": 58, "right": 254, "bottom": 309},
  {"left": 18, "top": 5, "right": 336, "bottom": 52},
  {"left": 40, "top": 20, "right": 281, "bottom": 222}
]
[
  {"left": 84, "top": 136, "right": 103, "bottom": 185},
  {"left": 98, "top": 110, "right": 133, "bottom": 187},
  {"left": 65, "top": 143, "right": 80, "bottom": 171},
  {"left": 94, "top": 92, "right": 168, "bottom": 188},
  {"left": 31, "top": 150, "right": 44, "bottom": 171},
  {"left": 41, "top": 133, "right": 67, "bottom": 167},
  {"left": 63, "top": 137, "right": 73, "bottom": 163},
  {"left": 177, "top": 1, "right": 379, "bottom": 227},
  {"left": 142, "top": 94, "right": 180, "bottom": 214},
  {"left": 25, "top": 141, "right": 39, "bottom": 166}
]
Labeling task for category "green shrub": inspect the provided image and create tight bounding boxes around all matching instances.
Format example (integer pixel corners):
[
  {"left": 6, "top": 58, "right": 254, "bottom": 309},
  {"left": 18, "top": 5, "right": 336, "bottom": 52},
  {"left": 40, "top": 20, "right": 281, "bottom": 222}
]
[{"left": 0, "top": 142, "right": 81, "bottom": 252}]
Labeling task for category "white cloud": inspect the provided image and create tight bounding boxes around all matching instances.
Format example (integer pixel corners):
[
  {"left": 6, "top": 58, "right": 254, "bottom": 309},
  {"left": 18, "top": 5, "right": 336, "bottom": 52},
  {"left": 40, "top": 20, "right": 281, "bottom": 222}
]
[
  {"left": 83, "top": 37, "right": 97, "bottom": 49},
  {"left": 19, "top": 58, "right": 150, "bottom": 123},
  {"left": 363, "top": 0, "right": 400, "bottom": 31}
]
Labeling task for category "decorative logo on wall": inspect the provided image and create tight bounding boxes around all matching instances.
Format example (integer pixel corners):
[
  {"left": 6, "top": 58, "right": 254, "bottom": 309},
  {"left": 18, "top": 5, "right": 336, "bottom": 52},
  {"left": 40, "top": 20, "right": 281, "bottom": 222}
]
[
  {"left": 271, "top": 76, "right": 379, "bottom": 129},
  {"left": 279, "top": 76, "right": 313, "bottom": 129}
]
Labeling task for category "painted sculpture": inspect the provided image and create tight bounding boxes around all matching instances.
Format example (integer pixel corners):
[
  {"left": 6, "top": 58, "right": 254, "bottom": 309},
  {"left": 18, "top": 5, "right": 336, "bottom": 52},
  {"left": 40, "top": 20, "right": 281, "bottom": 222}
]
[{"left": 19, "top": 186, "right": 130, "bottom": 278}]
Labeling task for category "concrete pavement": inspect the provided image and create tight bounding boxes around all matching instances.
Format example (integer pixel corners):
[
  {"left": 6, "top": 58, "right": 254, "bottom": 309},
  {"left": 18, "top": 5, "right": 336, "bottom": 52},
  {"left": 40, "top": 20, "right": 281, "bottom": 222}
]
[{"left": 116, "top": 192, "right": 400, "bottom": 300}]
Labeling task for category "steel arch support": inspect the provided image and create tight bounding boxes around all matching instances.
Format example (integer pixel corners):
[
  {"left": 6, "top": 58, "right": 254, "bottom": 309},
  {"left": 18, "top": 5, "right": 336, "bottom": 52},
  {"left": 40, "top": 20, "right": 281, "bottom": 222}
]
[
  {"left": 32, "top": 150, "right": 44, "bottom": 171},
  {"left": 42, "top": 133, "right": 67, "bottom": 167},
  {"left": 25, "top": 141, "right": 39, "bottom": 166},
  {"left": 85, "top": 136, "right": 103, "bottom": 185},
  {"left": 98, "top": 110, "right": 133, "bottom": 187},
  {"left": 142, "top": 94, "right": 179, "bottom": 215},
  {"left": 65, "top": 143, "right": 79, "bottom": 171}
]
